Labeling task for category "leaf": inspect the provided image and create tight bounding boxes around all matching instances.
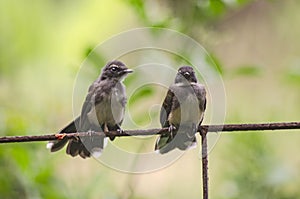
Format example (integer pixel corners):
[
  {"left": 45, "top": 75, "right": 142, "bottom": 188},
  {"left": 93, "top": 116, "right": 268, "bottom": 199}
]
[
  {"left": 127, "top": 0, "right": 147, "bottom": 21},
  {"left": 208, "top": 0, "right": 227, "bottom": 17}
]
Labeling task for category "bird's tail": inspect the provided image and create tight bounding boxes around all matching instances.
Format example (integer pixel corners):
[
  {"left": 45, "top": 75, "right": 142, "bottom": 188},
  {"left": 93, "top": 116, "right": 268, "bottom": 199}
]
[
  {"left": 66, "top": 133, "right": 107, "bottom": 158},
  {"left": 155, "top": 125, "right": 197, "bottom": 154},
  {"left": 47, "top": 117, "right": 107, "bottom": 158},
  {"left": 47, "top": 117, "right": 80, "bottom": 152}
]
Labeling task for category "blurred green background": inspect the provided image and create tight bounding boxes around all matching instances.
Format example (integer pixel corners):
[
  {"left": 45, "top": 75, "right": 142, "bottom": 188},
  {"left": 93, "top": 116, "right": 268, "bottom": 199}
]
[{"left": 1, "top": 0, "right": 300, "bottom": 198}]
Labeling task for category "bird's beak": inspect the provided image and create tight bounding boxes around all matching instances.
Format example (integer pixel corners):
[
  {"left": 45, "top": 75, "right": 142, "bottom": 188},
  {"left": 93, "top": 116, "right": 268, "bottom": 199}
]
[
  {"left": 184, "top": 72, "right": 190, "bottom": 76},
  {"left": 124, "top": 69, "right": 133, "bottom": 73}
]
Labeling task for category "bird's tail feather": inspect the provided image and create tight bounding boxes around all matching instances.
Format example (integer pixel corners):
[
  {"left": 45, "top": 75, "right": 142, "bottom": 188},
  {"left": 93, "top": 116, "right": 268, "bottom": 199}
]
[
  {"left": 71, "top": 133, "right": 107, "bottom": 158},
  {"left": 66, "top": 138, "right": 91, "bottom": 158},
  {"left": 48, "top": 117, "right": 80, "bottom": 152},
  {"left": 48, "top": 116, "right": 108, "bottom": 158},
  {"left": 155, "top": 125, "right": 197, "bottom": 154}
]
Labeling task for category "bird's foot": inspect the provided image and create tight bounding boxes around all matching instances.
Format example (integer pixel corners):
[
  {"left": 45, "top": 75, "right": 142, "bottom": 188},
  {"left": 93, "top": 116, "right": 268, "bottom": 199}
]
[
  {"left": 103, "top": 124, "right": 109, "bottom": 133},
  {"left": 168, "top": 125, "right": 176, "bottom": 139},
  {"left": 55, "top": 133, "right": 66, "bottom": 140},
  {"left": 117, "top": 128, "right": 124, "bottom": 135},
  {"left": 87, "top": 130, "right": 96, "bottom": 136},
  {"left": 101, "top": 124, "right": 111, "bottom": 139},
  {"left": 109, "top": 127, "right": 124, "bottom": 141}
]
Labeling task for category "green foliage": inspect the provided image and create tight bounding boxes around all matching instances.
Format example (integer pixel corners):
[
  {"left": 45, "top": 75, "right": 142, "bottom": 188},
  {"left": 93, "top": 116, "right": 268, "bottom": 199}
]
[
  {"left": 128, "top": 84, "right": 156, "bottom": 126},
  {"left": 0, "top": 154, "right": 26, "bottom": 199},
  {"left": 129, "top": 85, "right": 154, "bottom": 105},
  {"left": 283, "top": 64, "right": 300, "bottom": 85},
  {"left": 206, "top": 53, "right": 224, "bottom": 75},
  {"left": 85, "top": 47, "right": 106, "bottom": 71},
  {"left": 125, "top": 0, "right": 253, "bottom": 32},
  {"left": 1, "top": 0, "right": 300, "bottom": 199},
  {"left": 0, "top": 144, "right": 68, "bottom": 199},
  {"left": 206, "top": 0, "right": 227, "bottom": 17},
  {"left": 127, "top": 0, "right": 147, "bottom": 21},
  {"left": 232, "top": 65, "right": 263, "bottom": 77},
  {"left": 219, "top": 133, "right": 300, "bottom": 199}
]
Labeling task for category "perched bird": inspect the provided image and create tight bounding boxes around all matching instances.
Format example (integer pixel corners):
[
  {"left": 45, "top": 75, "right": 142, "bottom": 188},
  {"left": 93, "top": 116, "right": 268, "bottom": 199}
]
[
  {"left": 155, "top": 66, "right": 206, "bottom": 154},
  {"left": 47, "top": 61, "right": 133, "bottom": 158}
]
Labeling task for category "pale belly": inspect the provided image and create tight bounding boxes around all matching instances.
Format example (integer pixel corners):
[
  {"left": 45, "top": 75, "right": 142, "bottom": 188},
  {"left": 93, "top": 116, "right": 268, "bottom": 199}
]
[
  {"left": 168, "top": 94, "right": 203, "bottom": 126},
  {"left": 87, "top": 99, "right": 124, "bottom": 126}
]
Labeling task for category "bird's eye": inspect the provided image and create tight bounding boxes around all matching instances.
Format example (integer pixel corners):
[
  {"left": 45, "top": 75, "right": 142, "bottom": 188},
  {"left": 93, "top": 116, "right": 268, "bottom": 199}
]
[{"left": 110, "top": 66, "right": 117, "bottom": 72}]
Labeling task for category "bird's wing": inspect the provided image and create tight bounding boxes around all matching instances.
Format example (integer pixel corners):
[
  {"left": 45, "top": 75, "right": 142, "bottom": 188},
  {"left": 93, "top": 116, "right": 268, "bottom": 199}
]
[
  {"left": 79, "top": 83, "right": 96, "bottom": 130},
  {"left": 80, "top": 80, "right": 112, "bottom": 130},
  {"left": 192, "top": 83, "right": 206, "bottom": 123},
  {"left": 160, "top": 87, "right": 175, "bottom": 127},
  {"left": 59, "top": 116, "right": 80, "bottom": 133}
]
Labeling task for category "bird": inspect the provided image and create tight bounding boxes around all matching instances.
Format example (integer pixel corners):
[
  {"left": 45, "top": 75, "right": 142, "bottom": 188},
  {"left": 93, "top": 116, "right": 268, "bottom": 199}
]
[
  {"left": 155, "top": 66, "right": 206, "bottom": 154},
  {"left": 47, "top": 60, "right": 133, "bottom": 158}
]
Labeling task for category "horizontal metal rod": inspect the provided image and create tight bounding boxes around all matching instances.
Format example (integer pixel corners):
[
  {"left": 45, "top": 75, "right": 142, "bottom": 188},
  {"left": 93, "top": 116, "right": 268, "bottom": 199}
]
[{"left": 0, "top": 122, "right": 299, "bottom": 143}]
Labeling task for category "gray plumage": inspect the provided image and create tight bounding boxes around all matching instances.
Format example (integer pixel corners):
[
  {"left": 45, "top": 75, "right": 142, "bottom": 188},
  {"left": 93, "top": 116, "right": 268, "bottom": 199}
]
[
  {"left": 155, "top": 66, "right": 206, "bottom": 154},
  {"left": 47, "top": 61, "right": 133, "bottom": 158}
]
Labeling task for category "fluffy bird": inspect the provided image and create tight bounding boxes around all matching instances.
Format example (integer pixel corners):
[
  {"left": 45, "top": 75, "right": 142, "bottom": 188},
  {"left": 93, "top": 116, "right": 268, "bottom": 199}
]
[
  {"left": 155, "top": 66, "right": 206, "bottom": 154},
  {"left": 47, "top": 61, "right": 133, "bottom": 158}
]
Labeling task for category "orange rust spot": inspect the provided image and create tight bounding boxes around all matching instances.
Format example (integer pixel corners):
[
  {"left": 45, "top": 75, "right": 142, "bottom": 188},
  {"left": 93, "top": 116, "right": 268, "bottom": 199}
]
[{"left": 55, "top": 133, "right": 66, "bottom": 140}]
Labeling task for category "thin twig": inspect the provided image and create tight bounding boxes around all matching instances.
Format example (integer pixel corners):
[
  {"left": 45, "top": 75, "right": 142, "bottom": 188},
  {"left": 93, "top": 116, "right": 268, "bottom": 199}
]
[{"left": 0, "top": 122, "right": 299, "bottom": 143}]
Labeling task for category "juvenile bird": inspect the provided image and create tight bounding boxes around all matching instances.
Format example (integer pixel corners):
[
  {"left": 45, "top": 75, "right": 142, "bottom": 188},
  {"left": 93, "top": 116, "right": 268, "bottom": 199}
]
[
  {"left": 47, "top": 61, "right": 133, "bottom": 158},
  {"left": 155, "top": 66, "right": 206, "bottom": 154}
]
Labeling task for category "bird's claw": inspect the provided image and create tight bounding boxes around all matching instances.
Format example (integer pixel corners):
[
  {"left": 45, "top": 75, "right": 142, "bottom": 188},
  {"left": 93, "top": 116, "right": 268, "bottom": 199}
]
[
  {"left": 117, "top": 128, "right": 124, "bottom": 135},
  {"left": 168, "top": 125, "right": 176, "bottom": 138},
  {"left": 168, "top": 125, "right": 176, "bottom": 132},
  {"left": 87, "top": 130, "right": 95, "bottom": 136}
]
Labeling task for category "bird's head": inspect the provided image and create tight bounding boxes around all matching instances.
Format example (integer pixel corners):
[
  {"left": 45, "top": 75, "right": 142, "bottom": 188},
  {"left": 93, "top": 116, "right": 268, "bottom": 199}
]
[
  {"left": 175, "top": 66, "right": 197, "bottom": 84},
  {"left": 101, "top": 61, "right": 133, "bottom": 81}
]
